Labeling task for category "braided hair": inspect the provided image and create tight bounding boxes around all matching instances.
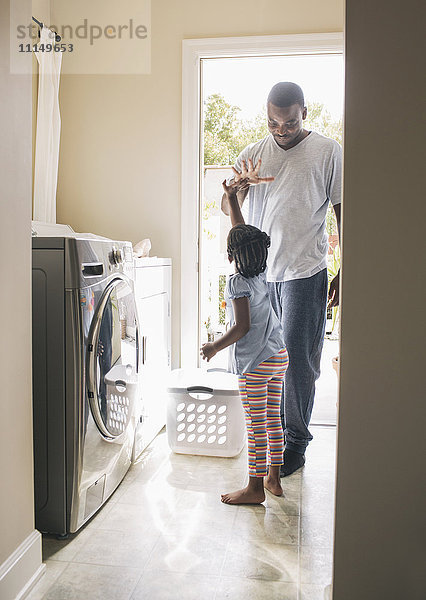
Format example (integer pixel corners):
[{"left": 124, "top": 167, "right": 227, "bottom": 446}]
[{"left": 227, "top": 224, "right": 270, "bottom": 278}]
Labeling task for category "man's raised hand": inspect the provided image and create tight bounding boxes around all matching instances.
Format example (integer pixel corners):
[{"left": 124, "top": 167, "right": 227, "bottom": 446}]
[{"left": 231, "top": 158, "right": 274, "bottom": 186}]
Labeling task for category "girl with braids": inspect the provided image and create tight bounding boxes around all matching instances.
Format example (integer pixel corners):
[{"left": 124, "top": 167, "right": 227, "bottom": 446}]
[{"left": 200, "top": 160, "right": 289, "bottom": 505}]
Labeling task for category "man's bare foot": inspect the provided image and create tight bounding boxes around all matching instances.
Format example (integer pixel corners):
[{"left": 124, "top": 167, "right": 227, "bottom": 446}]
[
  {"left": 264, "top": 476, "right": 283, "bottom": 497},
  {"left": 221, "top": 485, "right": 265, "bottom": 505}
]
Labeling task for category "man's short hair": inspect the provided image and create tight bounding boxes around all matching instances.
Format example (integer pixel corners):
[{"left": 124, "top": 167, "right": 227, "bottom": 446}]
[{"left": 267, "top": 82, "right": 305, "bottom": 108}]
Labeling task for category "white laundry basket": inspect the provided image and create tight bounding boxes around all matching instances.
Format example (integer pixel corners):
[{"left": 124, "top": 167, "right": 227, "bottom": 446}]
[
  {"left": 104, "top": 364, "right": 139, "bottom": 436},
  {"left": 167, "top": 369, "right": 246, "bottom": 457}
]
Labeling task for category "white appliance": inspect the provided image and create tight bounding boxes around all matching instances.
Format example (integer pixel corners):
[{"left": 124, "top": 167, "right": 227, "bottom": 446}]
[{"left": 133, "top": 257, "right": 172, "bottom": 459}]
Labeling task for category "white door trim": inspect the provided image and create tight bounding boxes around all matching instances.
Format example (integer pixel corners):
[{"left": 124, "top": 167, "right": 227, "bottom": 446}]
[{"left": 181, "top": 33, "right": 344, "bottom": 368}]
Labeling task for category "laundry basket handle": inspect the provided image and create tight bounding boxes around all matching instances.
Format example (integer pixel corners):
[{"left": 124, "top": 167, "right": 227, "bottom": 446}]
[{"left": 187, "top": 386, "right": 214, "bottom": 393}]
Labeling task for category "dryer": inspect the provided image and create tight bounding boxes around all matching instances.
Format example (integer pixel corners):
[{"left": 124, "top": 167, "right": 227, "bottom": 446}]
[
  {"left": 32, "top": 235, "right": 139, "bottom": 535},
  {"left": 133, "top": 257, "right": 172, "bottom": 459}
]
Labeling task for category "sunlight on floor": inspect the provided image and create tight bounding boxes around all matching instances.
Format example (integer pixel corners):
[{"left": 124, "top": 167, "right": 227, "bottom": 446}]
[{"left": 27, "top": 425, "right": 335, "bottom": 600}]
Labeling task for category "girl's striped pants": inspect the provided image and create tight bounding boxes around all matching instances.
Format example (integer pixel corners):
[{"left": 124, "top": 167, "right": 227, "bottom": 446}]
[{"left": 238, "top": 348, "right": 289, "bottom": 477}]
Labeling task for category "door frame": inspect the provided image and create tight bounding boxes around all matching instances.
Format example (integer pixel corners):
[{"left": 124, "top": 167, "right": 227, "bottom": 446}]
[{"left": 181, "top": 33, "right": 344, "bottom": 368}]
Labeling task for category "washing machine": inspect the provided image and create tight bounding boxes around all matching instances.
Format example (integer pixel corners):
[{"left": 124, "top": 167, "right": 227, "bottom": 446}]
[{"left": 32, "top": 232, "right": 139, "bottom": 535}]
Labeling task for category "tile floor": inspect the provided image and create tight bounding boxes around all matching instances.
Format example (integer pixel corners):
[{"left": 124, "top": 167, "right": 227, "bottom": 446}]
[{"left": 27, "top": 425, "right": 336, "bottom": 600}]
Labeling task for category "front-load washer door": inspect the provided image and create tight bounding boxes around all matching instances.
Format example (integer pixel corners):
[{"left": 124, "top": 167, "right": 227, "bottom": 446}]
[{"left": 87, "top": 277, "right": 139, "bottom": 440}]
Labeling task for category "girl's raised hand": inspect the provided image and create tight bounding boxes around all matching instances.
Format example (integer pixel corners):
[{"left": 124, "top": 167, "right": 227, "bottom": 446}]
[{"left": 222, "top": 176, "right": 250, "bottom": 197}]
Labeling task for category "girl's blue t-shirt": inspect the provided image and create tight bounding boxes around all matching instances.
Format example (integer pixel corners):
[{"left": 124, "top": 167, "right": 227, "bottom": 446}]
[{"left": 224, "top": 271, "right": 285, "bottom": 375}]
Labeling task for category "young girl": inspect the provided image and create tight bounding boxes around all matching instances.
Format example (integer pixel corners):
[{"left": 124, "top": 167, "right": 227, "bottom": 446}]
[{"left": 200, "top": 161, "right": 289, "bottom": 505}]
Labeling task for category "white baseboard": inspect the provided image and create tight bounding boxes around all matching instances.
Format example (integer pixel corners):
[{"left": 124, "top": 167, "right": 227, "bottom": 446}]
[
  {"left": 15, "top": 563, "right": 45, "bottom": 600},
  {"left": 0, "top": 530, "right": 44, "bottom": 600}
]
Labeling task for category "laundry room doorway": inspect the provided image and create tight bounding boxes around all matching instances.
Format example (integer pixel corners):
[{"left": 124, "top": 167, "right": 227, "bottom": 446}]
[{"left": 181, "top": 35, "right": 343, "bottom": 428}]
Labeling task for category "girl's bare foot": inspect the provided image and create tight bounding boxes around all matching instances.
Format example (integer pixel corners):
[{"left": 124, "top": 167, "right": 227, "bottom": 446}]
[
  {"left": 264, "top": 465, "right": 283, "bottom": 496},
  {"left": 221, "top": 485, "right": 265, "bottom": 505},
  {"left": 264, "top": 476, "right": 283, "bottom": 496}
]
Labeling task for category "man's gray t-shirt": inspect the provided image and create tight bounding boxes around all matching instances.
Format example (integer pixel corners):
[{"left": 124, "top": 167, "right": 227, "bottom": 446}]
[{"left": 234, "top": 132, "right": 342, "bottom": 282}]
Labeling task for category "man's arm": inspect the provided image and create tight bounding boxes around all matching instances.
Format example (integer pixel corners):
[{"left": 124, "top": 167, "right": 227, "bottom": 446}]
[
  {"left": 334, "top": 203, "right": 341, "bottom": 243},
  {"left": 328, "top": 203, "right": 341, "bottom": 308}
]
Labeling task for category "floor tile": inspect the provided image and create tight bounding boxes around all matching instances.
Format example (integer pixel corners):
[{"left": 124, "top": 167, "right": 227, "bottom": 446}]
[
  {"left": 42, "top": 562, "right": 142, "bottom": 600},
  {"left": 300, "top": 490, "right": 335, "bottom": 518},
  {"left": 144, "top": 535, "right": 228, "bottom": 576},
  {"left": 266, "top": 493, "right": 301, "bottom": 516},
  {"left": 167, "top": 451, "right": 202, "bottom": 467},
  {"left": 300, "top": 513, "right": 334, "bottom": 547},
  {"left": 299, "top": 583, "right": 333, "bottom": 600},
  {"left": 104, "top": 476, "right": 135, "bottom": 503},
  {"left": 28, "top": 425, "right": 336, "bottom": 599},
  {"left": 136, "top": 460, "right": 199, "bottom": 489},
  {"left": 71, "top": 528, "right": 159, "bottom": 569},
  {"left": 163, "top": 506, "right": 237, "bottom": 538},
  {"left": 185, "top": 466, "right": 248, "bottom": 493},
  {"left": 41, "top": 526, "right": 95, "bottom": 562},
  {"left": 175, "top": 487, "right": 235, "bottom": 510},
  {"left": 300, "top": 470, "right": 336, "bottom": 491},
  {"left": 216, "top": 576, "right": 298, "bottom": 600},
  {"left": 236, "top": 493, "right": 300, "bottom": 517},
  {"left": 233, "top": 511, "right": 299, "bottom": 545},
  {"left": 115, "top": 478, "right": 184, "bottom": 517},
  {"left": 95, "top": 501, "right": 169, "bottom": 535},
  {"left": 222, "top": 538, "right": 299, "bottom": 582},
  {"left": 25, "top": 560, "right": 68, "bottom": 600},
  {"left": 299, "top": 547, "right": 333, "bottom": 586},
  {"left": 281, "top": 473, "right": 303, "bottom": 500},
  {"left": 196, "top": 449, "right": 248, "bottom": 470},
  {"left": 129, "top": 456, "right": 175, "bottom": 481},
  {"left": 130, "top": 571, "right": 218, "bottom": 600}
]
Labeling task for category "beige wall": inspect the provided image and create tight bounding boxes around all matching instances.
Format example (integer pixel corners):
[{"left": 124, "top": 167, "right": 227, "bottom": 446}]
[
  {"left": 53, "top": 0, "right": 343, "bottom": 367},
  {"left": 0, "top": 0, "right": 36, "bottom": 566},
  {"left": 334, "top": 1, "right": 426, "bottom": 598}
]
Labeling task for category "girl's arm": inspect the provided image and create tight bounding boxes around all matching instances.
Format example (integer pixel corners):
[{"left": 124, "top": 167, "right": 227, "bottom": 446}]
[
  {"left": 221, "top": 158, "right": 274, "bottom": 218},
  {"left": 200, "top": 296, "right": 250, "bottom": 362},
  {"left": 222, "top": 179, "right": 247, "bottom": 227}
]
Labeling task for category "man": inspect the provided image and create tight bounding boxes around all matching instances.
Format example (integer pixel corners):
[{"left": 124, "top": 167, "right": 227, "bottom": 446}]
[{"left": 221, "top": 82, "right": 341, "bottom": 476}]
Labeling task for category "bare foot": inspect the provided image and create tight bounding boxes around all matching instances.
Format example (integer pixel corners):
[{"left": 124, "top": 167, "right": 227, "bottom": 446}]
[
  {"left": 264, "top": 476, "right": 283, "bottom": 497},
  {"left": 221, "top": 485, "right": 265, "bottom": 505}
]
